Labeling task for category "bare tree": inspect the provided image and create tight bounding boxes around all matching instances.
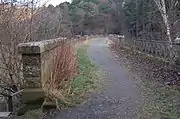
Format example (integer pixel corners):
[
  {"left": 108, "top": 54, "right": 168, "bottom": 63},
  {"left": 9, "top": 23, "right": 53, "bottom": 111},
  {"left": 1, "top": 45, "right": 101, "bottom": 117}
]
[
  {"left": 0, "top": 0, "right": 74, "bottom": 91},
  {"left": 0, "top": 0, "right": 49, "bottom": 88},
  {"left": 153, "top": 0, "right": 172, "bottom": 43}
]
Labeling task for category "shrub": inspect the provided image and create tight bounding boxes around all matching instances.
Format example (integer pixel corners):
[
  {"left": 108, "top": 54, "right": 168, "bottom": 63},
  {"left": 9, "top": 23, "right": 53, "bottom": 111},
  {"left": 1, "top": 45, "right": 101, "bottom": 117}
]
[{"left": 43, "top": 41, "right": 77, "bottom": 102}]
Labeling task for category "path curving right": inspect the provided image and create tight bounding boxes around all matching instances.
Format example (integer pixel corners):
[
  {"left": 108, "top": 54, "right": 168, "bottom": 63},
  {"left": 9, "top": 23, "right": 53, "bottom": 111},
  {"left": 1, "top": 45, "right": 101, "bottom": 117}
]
[{"left": 52, "top": 37, "right": 140, "bottom": 119}]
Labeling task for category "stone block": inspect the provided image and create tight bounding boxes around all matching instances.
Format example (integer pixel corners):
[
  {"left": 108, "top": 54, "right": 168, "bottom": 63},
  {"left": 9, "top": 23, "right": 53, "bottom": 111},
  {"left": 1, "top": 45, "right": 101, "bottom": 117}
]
[
  {"left": 22, "top": 55, "right": 41, "bottom": 66},
  {"left": 23, "top": 77, "right": 41, "bottom": 88},
  {"left": 21, "top": 88, "right": 45, "bottom": 103},
  {"left": 0, "top": 112, "right": 11, "bottom": 118},
  {"left": 18, "top": 38, "right": 66, "bottom": 54},
  {"left": 42, "top": 99, "right": 58, "bottom": 113},
  {"left": 18, "top": 38, "right": 67, "bottom": 88}
]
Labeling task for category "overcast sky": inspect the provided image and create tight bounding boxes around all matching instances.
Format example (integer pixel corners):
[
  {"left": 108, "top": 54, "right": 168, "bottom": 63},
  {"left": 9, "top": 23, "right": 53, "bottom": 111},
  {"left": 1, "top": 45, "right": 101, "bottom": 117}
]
[{"left": 42, "top": 0, "right": 72, "bottom": 6}]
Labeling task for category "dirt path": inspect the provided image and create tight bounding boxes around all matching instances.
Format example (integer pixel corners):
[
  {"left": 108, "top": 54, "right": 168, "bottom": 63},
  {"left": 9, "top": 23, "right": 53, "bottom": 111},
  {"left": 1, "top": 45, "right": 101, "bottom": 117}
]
[{"left": 51, "top": 37, "right": 141, "bottom": 119}]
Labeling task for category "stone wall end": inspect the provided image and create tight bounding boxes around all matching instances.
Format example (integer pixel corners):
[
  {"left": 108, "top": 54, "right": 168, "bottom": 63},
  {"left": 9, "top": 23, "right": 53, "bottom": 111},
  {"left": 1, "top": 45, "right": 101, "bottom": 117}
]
[{"left": 17, "top": 38, "right": 66, "bottom": 54}]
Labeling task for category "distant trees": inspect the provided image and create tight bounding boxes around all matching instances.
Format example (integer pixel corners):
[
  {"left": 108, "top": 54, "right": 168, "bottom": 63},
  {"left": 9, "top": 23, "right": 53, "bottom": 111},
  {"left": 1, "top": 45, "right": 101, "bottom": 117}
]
[
  {"left": 122, "top": 0, "right": 180, "bottom": 42},
  {"left": 123, "top": 0, "right": 161, "bottom": 40},
  {"left": 41, "top": 0, "right": 180, "bottom": 41},
  {"left": 68, "top": 0, "right": 123, "bottom": 35}
]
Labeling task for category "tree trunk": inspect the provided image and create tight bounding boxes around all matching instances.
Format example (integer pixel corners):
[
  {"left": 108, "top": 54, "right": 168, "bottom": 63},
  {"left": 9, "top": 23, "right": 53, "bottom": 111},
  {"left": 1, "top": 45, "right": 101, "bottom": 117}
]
[
  {"left": 154, "top": 0, "right": 172, "bottom": 43},
  {"left": 161, "top": 0, "right": 172, "bottom": 43}
]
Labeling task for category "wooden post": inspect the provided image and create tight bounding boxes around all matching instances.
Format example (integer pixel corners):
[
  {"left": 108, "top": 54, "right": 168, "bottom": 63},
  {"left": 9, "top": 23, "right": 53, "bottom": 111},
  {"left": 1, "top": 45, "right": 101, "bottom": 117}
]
[{"left": 7, "top": 96, "right": 13, "bottom": 112}]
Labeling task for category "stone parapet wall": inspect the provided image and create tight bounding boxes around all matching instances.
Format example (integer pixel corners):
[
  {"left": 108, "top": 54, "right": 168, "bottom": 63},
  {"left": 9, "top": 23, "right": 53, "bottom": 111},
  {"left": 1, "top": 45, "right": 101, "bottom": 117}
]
[
  {"left": 17, "top": 35, "right": 96, "bottom": 88},
  {"left": 18, "top": 37, "right": 67, "bottom": 88}
]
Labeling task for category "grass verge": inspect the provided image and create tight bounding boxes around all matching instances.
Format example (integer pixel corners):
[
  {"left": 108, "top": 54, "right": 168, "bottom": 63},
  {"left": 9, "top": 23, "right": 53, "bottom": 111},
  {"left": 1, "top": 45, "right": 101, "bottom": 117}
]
[
  {"left": 15, "top": 109, "right": 43, "bottom": 119},
  {"left": 139, "top": 80, "right": 180, "bottom": 119},
  {"left": 66, "top": 44, "right": 101, "bottom": 105}
]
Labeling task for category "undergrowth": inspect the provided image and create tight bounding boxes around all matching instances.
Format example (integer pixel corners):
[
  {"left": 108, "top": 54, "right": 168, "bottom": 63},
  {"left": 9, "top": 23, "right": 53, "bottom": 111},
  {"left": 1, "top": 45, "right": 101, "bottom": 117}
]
[{"left": 139, "top": 80, "right": 180, "bottom": 119}]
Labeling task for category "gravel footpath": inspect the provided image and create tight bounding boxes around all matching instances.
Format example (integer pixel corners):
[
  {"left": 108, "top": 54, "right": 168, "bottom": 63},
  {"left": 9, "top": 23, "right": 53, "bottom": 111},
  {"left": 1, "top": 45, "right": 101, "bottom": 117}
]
[
  {"left": 109, "top": 38, "right": 180, "bottom": 118},
  {"left": 49, "top": 37, "right": 141, "bottom": 119}
]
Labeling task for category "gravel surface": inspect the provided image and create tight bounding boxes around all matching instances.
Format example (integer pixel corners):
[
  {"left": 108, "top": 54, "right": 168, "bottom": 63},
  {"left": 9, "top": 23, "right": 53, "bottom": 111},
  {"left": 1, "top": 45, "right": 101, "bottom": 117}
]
[
  {"left": 49, "top": 38, "right": 141, "bottom": 119},
  {"left": 109, "top": 37, "right": 180, "bottom": 118}
]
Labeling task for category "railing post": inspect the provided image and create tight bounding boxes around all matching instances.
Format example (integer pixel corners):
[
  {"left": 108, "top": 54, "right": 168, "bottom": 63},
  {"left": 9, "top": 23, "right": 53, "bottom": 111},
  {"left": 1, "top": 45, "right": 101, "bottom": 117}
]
[
  {"left": 174, "top": 42, "right": 180, "bottom": 65},
  {"left": 7, "top": 96, "right": 13, "bottom": 112}
]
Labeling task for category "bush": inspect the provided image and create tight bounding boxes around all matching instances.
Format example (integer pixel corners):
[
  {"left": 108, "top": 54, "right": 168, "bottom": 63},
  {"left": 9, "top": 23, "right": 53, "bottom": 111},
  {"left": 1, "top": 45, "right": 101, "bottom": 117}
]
[{"left": 43, "top": 41, "right": 77, "bottom": 103}]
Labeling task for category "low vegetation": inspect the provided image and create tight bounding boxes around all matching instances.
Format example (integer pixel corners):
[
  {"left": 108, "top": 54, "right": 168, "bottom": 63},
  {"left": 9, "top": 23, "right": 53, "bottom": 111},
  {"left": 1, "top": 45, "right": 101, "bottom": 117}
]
[
  {"left": 140, "top": 80, "right": 180, "bottom": 119},
  {"left": 67, "top": 44, "right": 101, "bottom": 105},
  {"left": 15, "top": 109, "right": 43, "bottom": 119},
  {"left": 43, "top": 41, "right": 78, "bottom": 105}
]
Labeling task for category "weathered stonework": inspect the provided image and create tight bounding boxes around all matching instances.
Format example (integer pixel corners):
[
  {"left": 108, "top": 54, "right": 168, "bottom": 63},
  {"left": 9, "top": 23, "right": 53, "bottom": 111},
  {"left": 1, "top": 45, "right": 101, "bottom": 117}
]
[
  {"left": 22, "top": 54, "right": 41, "bottom": 88},
  {"left": 18, "top": 37, "right": 67, "bottom": 88},
  {"left": 16, "top": 36, "right": 85, "bottom": 112}
]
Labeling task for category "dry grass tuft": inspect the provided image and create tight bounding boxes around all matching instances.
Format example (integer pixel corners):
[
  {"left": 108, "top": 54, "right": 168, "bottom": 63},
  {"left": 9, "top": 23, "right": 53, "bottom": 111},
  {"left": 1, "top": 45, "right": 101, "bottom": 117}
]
[{"left": 43, "top": 41, "right": 77, "bottom": 103}]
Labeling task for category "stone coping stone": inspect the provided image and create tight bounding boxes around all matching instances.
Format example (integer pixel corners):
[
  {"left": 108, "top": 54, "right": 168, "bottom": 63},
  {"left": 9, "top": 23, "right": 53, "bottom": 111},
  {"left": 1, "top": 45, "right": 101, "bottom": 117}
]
[
  {"left": 42, "top": 99, "right": 58, "bottom": 112},
  {"left": 21, "top": 88, "right": 45, "bottom": 103},
  {"left": 0, "top": 112, "right": 11, "bottom": 117},
  {"left": 18, "top": 37, "right": 67, "bottom": 54}
]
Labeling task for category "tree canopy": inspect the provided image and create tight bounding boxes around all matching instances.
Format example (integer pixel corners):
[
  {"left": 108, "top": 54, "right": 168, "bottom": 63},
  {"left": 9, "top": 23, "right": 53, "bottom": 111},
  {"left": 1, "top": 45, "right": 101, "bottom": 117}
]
[{"left": 47, "top": 0, "right": 180, "bottom": 41}]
